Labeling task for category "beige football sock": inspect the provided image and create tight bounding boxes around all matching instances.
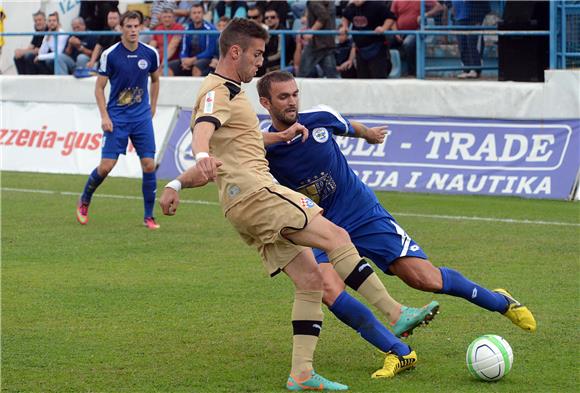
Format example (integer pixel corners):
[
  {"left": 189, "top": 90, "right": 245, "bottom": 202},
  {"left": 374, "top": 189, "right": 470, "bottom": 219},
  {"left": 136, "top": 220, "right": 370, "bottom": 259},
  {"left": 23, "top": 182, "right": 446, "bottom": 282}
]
[
  {"left": 328, "top": 243, "right": 401, "bottom": 323},
  {"left": 290, "top": 290, "right": 324, "bottom": 377}
]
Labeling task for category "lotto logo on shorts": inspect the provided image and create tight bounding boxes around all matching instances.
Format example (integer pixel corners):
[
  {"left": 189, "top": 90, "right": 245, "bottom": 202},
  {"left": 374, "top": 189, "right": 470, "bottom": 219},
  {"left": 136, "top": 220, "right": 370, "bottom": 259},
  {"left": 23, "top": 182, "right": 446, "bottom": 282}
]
[{"left": 300, "top": 197, "right": 315, "bottom": 208}]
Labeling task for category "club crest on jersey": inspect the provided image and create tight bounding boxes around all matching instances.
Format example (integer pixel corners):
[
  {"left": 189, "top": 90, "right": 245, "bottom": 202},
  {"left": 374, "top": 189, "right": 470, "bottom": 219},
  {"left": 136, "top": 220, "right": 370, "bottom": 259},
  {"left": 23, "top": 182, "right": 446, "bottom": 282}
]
[
  {"left": 312, "top": 127, "right": 329, "bottom": 143},
  {"left": 138, "top": 59, "right": 148, "bottom": 70},
  {"left": 204, "top": 91, "right": 215, "bottom": 114},
  {"left": 299, "top": 197, "right": 315, "bottom": 208}
]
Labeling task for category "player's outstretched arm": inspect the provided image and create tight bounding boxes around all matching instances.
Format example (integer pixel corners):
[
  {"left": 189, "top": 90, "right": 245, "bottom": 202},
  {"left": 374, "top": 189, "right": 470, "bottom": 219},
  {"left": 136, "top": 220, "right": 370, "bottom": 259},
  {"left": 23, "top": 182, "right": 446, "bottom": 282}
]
[
  {"left": 159, "top": 160, "right": 223, "bottom": 216},
  {"left": 350, "top": 120, "right": 388, "bottom": 144}
]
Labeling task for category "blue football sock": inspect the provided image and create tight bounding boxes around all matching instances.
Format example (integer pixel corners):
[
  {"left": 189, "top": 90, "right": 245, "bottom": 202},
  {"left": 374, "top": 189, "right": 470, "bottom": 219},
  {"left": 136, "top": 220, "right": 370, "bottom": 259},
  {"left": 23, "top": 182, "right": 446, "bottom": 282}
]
[
  {"left": 81, "top": 168, "right": 105, "bottom": 204},
  {"left": 438, "top": 267, "right": 509, "bottom": 313},
  {"left": 142, "top": 171, "right": 157, "bottom": 218},
  {"left": 329, "top": 291, "right": 411, "bottom": 356}
]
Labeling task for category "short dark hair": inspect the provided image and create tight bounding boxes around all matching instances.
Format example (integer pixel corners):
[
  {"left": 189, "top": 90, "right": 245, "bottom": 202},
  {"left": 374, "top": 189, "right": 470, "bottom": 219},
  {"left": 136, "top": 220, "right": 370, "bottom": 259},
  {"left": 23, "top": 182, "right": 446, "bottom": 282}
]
[
  {"left": 247, "top": 6, "right": 262, "bottom": 15},
  {"left": 257, "top": 71, "right": 295, "bottom": 99},
  {"left": 191, "top": 3, "right": 204, "bottom": 11},
  {"left": 120, "top": 10, "right": 143, "bottom": 26},
  {"left": 48, "top": 11, "right": 60, "bottom": 23},
  {"left": 219, "top": 18, "right": 268, "bottom": 58}
]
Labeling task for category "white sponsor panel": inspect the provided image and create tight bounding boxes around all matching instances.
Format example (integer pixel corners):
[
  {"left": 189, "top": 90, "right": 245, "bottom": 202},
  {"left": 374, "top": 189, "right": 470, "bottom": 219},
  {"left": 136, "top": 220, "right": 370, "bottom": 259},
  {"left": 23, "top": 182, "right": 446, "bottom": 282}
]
[{"left": 0, "top": 101, "right": 176, "bottom": 178}]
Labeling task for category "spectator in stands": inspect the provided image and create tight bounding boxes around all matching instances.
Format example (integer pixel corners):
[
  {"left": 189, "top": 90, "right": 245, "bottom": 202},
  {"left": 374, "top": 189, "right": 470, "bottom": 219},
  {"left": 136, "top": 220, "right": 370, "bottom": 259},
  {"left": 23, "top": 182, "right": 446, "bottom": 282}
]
[
  {"left": 256, "top": 0, "right": 290, "bottom": 29},
  {"left": 335, "top": 29, "right": 357, "bottom": 79},
  {"left": 150, "top": 8, "right": 184, "bottom": 64},
  {"left": 168, "top": 3, "right": 217, "bottom": 76},
  {"left": 79, "top": 1, "right": 119, "bottom": 31},
  {"left": 13, "top": 10, "right": 48, "bottom": 75},
  {"left": 87, "top": 9, "right": 121, "bottom": 69},
  {"left": 298, "top": 1, "right": 338, "bottom": 78},
  {"left": 208, "top": 16, "right": 230, "bottom": 73},
  {"left": 137, "top": 11, "right": 153, "bottom": 44},
  {"left": 450, "top": 0, "right": 490, "bottom": 79},
  {"left": 212, "top": 1, "right": 247, "bottom": 25},
  {"left": 289, "top": 0, "right": 307, "bottom": 20},
  {"left": 292, "top": 14, "right": 308, "bottom": 75},
  {"left": 33, "top": 12, "right": 68, "bottom": 75},
  {"left": 174, "top": 1, "right": 196, "bottom": 25},
  {"left": 150, "top": 0, "right": 177, "bottom": 28},
  {"left": 247, "top": 5, "right": 267, "bottom": 29},
  {"left": 57, "top": 16, "right": 96, "bottom": 75},
  {"left": 390, "top": 0, "right": 443, "bottom": 76},
  {"left": 342, "top": 0, "right": 396, "bottom": 79},
  {"left": 257, "top": 9, "right": 297, "bottom": 76},
  {"left": 199, "top": 0, "right": 216, "bottom": 23}
]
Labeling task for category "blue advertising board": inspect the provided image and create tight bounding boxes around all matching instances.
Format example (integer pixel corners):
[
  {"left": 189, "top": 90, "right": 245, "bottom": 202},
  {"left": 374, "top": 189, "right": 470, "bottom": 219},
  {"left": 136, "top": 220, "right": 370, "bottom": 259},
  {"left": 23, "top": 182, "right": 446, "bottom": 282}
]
[{"left": 157, "top": 110, "right": 580, "bottom": 200}]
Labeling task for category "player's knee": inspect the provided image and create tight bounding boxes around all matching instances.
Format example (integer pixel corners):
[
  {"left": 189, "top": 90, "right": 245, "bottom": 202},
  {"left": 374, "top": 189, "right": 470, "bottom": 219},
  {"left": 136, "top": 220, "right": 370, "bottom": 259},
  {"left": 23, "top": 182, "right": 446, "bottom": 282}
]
[
  {"left": 299, "top": 267, "right": 324, "bottom": 291},
  {"left": 98, "top": 163, "right": 114, "bottom": 177},
  {"left": 331, "top": 225, "right": 351, "bottom": 247},
  {"left": 141, "top": 159, "right": 156, "bottom": 173}
]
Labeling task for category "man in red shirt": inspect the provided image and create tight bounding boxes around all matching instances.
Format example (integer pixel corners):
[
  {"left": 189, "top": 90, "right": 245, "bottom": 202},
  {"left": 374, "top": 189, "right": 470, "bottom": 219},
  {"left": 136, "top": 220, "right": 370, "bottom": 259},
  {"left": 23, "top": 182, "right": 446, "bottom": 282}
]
[
  {"left": 150, "top": 7, "right": 184, "bottom": 65},
  {"left": 391, "top": 0, "right": 443, "bottom": 76}
]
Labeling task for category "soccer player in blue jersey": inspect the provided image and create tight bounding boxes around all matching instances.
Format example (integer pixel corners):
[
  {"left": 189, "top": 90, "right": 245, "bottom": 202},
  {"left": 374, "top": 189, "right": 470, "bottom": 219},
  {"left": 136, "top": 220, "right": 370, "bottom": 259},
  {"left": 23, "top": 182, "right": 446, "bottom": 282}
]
[
  {"left": 76, "top": 11, "right": 161, "bottom": 230},
  {"left": 256, "top": 71, "right": 536, "bottom": 335}
]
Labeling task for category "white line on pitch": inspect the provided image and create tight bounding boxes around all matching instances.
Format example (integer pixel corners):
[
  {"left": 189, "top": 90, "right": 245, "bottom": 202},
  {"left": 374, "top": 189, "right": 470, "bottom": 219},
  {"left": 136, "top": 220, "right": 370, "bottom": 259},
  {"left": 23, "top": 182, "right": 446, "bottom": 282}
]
[
  {"left": 2, "top": 187, "right": 579, "bottom": 227},
  {"left": 0, "top": 187, "right": 220, "bottom": 206}
]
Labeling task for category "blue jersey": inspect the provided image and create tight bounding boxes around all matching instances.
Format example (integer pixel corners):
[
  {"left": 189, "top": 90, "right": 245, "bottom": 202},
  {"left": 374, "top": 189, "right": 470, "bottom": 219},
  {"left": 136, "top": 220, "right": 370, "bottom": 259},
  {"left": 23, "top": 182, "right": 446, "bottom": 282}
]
[
  {"left": 266, "top": 106, "right": 429, "bottom": 270},
  {"left": 99, "top": 41, "right": 159, "bottom": 123},
  {"left": 266, "top": 105, "right": 380, "bottom": 229}
]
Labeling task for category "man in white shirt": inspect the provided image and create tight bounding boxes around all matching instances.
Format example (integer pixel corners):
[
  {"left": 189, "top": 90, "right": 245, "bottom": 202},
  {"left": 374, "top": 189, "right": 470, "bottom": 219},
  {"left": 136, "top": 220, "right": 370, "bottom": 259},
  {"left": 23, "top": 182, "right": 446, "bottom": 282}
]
[{"left": 34, "top": 11, "right": 69, "bottom": 74}]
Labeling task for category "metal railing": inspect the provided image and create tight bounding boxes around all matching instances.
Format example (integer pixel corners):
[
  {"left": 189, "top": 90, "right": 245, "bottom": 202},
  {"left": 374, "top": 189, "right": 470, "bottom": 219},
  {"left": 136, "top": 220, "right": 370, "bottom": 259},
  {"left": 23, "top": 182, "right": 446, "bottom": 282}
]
[{"left": 553, "top": 1, "right": 580, "bottom": 68}]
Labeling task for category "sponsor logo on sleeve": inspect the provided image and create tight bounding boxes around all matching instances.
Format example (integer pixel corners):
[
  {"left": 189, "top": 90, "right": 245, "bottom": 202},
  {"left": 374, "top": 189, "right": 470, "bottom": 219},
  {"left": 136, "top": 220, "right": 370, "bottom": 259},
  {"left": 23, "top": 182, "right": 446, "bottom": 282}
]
[{"left": 204, "top": 91, "right": 215, "bottom": 114}]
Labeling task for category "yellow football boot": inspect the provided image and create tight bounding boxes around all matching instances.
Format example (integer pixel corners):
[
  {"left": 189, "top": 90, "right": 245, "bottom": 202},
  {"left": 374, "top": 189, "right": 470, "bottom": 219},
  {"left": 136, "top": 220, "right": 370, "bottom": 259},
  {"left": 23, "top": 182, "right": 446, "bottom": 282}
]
[
  {"left": 494, "top": 288, "right": 537, "bottom": 332},
  {"left": 371, "top": 350, "right": 417, "bottom": 379}
]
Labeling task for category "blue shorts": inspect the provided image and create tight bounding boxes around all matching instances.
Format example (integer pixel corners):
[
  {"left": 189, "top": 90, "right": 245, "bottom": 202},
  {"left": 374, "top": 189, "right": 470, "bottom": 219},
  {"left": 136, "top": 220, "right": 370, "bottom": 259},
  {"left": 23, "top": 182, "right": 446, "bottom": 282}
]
[
  {"left": 101, "top": 118, "right": 156, "bottom": 159},
  {"left": 314, "top": 204, "right": 428, "bottom": 274}
]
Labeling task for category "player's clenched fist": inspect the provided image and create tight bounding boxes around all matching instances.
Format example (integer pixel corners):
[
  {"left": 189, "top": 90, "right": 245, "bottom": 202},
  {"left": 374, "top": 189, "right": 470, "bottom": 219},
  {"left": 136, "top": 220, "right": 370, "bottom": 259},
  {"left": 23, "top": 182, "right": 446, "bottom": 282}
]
[
  {"left": 196, "top": 156, "right": 219, "bottom": 181},
  {"left": 159, "top": 188, "right": 180, "bottom": 215}
]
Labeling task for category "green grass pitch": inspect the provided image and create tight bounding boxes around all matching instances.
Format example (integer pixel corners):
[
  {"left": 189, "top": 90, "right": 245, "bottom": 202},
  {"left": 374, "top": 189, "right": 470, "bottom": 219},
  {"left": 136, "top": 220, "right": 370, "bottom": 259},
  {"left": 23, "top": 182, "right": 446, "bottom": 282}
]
[{"left": 2, "top": 171, "right": 579, "bottom": 392}]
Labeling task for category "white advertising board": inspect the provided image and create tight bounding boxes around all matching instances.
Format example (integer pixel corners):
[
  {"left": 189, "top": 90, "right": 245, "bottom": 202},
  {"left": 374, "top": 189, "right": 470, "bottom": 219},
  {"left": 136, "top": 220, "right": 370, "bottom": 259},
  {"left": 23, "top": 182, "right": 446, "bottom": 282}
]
[{"left": 0, "top": 101, "right": 176, "bottom": 178}]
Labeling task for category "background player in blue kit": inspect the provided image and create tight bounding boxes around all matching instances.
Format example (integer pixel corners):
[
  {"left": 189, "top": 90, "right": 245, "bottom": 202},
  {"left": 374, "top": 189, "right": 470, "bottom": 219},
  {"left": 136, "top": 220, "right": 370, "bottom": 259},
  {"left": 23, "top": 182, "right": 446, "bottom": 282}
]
[
  {"left": 76, "top": 11, "right": 161, "bottom": 230},
  {"left": 257, "top": 71, "right": 536, "bottom": 335}
]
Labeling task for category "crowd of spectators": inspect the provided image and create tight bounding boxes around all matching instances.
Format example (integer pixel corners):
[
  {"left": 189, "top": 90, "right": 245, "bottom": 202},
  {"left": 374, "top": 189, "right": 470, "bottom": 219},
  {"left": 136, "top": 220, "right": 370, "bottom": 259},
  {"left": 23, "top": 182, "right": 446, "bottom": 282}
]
[{"left": 12, "top": 0, "right": 494, "bottom": 79}]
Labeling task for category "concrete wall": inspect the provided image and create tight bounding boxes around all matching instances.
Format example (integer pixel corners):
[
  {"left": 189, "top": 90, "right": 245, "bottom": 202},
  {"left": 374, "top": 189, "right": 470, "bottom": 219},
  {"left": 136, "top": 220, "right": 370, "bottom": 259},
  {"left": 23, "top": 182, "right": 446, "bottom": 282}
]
[{"left": 1, "top": 70, "right": 578, "bottom": 119}]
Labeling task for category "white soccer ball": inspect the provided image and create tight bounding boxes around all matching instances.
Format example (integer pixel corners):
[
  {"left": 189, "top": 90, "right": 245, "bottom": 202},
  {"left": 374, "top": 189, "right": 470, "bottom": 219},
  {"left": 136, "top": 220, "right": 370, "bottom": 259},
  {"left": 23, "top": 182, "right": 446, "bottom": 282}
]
[{"left": 466, "top": 335, "right": 513, "bottom": 381}]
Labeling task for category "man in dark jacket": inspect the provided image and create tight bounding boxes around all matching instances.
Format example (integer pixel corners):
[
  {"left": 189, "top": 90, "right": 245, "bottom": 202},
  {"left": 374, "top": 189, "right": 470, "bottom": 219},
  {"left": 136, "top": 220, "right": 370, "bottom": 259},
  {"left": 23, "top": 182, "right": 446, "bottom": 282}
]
[
  {"left": 298, "top": 1, "right": 338, "bottom": 78},
  {"left": 342, "top": 0, "right": 397, "bottom": 79}
]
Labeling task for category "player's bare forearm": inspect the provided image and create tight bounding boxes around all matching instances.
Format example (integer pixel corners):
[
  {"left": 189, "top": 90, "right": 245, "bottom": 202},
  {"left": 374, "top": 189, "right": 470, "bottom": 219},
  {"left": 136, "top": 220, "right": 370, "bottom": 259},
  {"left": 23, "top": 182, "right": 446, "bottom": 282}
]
[
  {"left": 95, "top": 76, "right": 112, "bottom": 131},
  {"left": 159, "top": 161, "right": 223, "bottom": 215},
  {"left": 150, "top": 70, "right": 160, "bottom": 117},
  {"left": 262, "top": 131, "right": 285, "bottom": 146},
  {"left": 351, "top": 121, "right": 388, "bottom": 144}
]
